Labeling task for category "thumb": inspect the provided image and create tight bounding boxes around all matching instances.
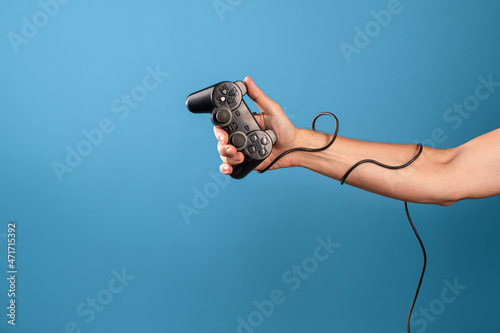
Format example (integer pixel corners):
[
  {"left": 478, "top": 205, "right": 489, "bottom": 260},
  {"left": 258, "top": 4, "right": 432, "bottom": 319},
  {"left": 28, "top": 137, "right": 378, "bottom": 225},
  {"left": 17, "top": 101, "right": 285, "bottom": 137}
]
[{"left": 244, "top": 76, "right": 279, "bottom": 114}]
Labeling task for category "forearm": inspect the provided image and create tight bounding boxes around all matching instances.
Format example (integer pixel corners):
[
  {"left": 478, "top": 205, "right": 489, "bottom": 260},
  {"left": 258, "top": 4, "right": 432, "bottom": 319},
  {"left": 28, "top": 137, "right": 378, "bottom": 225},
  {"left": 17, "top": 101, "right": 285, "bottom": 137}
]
[{"left": 290, "top": 129, "right": 459, "bottom": 205}]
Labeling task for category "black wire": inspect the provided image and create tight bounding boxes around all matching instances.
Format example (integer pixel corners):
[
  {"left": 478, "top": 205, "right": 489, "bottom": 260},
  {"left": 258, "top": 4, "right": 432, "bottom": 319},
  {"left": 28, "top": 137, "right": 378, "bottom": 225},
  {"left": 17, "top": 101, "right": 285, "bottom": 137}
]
[
  {"left": 340, "top": 144, "right": 423, "bottom": 184},
  {"left": 258, "top": 112, "right": 339, "bottom": 173},
  {"left": 405, "top": 202, "right": 427, "bottom": 333},
  {"left": 259, "top": 112, "right": 426, "bottom": 333},
  {"left": 338, "top": 144, "right": 425, "bottom": 333}
]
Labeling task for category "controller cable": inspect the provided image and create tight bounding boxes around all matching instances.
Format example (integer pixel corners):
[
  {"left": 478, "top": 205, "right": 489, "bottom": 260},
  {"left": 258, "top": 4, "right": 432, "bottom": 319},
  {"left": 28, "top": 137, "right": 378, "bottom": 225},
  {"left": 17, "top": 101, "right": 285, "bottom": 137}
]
[{"left": 259, "top": 112, "right": 426, "bottom": 333}]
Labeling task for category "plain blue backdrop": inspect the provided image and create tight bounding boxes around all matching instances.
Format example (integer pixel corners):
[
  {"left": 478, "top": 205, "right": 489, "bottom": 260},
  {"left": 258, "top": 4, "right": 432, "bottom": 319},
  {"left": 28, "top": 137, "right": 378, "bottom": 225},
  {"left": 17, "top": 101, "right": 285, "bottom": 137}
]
[{"left": 1, "top": 0, "right": 499, "bottom": 332}]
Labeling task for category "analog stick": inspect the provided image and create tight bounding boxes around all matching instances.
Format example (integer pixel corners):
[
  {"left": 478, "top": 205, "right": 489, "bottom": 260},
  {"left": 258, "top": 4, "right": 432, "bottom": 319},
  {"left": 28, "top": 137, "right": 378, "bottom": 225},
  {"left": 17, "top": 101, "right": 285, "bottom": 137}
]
[
  {"left": 213, "top": 108, "right": 231, "bottom": 126},
  {"left": 230, "top": 132, "right": 247, "bottom": 150}
]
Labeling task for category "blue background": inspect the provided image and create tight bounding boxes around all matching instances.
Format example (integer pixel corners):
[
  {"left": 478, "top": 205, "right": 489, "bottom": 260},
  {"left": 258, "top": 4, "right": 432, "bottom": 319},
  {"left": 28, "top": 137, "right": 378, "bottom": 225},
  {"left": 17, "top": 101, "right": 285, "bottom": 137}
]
[{"left": 1, "top": 0, "right": 499, "bottom": 332}]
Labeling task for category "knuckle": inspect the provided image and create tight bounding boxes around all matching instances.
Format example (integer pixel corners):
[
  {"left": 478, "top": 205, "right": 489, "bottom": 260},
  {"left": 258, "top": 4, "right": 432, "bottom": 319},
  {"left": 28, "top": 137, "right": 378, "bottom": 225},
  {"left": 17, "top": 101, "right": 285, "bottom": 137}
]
[{"left": 217, "top": 142, "right": 225, "bottom": 154}]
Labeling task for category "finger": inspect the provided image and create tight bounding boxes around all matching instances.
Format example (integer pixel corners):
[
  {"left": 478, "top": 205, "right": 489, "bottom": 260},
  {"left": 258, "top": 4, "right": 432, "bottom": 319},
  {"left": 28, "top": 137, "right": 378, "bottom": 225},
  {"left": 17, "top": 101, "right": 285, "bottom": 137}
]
[
  {"left": 220, "top": 151, "right": 245, "bottom": 165},
  {"left": 213, "top": 126, "right": 228, "bottom": 144},
  {"left": 218, "top": 141, "right": 237, "bottom": 157},
  {"left": 220, "top": 163, "right": 232, "bottom": 175},
  {"left": 244, "top": 76, "right": 279, "bottom": 114}
]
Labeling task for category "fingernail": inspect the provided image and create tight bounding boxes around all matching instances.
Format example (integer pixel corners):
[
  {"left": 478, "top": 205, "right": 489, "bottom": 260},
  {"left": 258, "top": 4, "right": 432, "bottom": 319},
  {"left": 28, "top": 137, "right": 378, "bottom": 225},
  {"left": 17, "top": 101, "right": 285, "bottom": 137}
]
[
  {"left": 219, "top": 135, "right": 224, "bottom": 142},
  {"left": 223, "top": 165, "right": 228, "bottom": 173},
  {"left": 226, "top": 147, "right": 233, "bottom": 155}
]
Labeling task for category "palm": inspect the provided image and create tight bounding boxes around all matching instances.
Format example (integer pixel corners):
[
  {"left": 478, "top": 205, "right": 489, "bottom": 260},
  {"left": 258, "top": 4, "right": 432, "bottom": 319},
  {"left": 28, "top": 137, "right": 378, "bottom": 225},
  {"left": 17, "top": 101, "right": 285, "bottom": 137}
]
[{"left": 253, "top": 106, "right": 297, "bottom": 171}]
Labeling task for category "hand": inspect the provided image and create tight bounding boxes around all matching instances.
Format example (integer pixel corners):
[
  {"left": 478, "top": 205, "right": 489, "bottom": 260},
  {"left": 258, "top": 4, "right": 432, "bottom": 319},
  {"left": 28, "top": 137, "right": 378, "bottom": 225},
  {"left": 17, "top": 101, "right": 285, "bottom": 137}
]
[{"left": 214, "top": 76, "right": 298, "bottom": 175}]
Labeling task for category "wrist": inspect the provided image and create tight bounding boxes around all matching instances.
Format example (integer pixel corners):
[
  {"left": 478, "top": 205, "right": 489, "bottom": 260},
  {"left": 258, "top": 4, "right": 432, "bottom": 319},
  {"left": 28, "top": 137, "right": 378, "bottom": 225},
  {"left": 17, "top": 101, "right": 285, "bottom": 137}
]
[{"left": 287, "top": 128, "right": 334, "bottom": 168}]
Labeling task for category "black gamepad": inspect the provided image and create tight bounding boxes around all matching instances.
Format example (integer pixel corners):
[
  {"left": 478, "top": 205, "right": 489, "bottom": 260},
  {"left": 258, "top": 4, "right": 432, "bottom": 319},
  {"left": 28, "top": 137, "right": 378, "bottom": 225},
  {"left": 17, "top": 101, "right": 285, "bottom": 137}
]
[{"left": 186, "top": 81, "right": 277, "bottom": 179}]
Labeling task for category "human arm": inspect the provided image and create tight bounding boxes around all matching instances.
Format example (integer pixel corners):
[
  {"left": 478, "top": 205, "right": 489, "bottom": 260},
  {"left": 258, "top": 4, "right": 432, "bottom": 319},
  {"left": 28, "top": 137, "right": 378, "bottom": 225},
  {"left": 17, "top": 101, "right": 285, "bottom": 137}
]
[{"left": 215, "top": 76, "right": 500, "bottom": 206}]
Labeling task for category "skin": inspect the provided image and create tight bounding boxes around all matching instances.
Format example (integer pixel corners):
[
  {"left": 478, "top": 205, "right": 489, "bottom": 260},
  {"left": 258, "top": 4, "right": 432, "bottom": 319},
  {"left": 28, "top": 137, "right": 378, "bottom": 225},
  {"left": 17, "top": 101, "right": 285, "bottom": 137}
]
[{"left": 214, "top": 76, "right": 500, "bottom": 206}]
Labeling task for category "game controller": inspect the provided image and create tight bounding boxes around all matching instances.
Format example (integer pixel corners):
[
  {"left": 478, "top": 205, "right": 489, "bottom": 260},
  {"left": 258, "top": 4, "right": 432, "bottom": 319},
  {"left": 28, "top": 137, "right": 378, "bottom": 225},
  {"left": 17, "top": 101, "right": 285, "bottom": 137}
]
[{"left": 186, "top": 81, "right": 277, "bottom": 179}]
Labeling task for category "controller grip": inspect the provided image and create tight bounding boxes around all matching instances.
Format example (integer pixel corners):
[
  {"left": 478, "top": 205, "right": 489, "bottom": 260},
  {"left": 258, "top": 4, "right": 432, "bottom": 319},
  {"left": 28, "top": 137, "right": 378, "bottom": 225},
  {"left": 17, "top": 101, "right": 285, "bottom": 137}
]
[
  {"left": 186, "top": 85, "right": 215, "bottom": 113},
  {"left": 231, "top": 159, "right": 262, "bottom": 179}
]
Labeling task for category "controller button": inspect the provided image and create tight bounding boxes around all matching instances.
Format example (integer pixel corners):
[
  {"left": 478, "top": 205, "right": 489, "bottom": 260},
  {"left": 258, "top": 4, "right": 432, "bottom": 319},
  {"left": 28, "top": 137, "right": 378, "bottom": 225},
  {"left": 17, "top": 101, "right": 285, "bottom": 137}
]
[
  {"left": 218, "top": 85, "right": 228, "bottom": 95},
  {"left": 231, "top": 133, "right": 247, "bottom": 149},
  {"left": 235, "top": 111, "right": 240, "bottom": 116},
  {"left": 261, "top": 137, "right": 268, "bottom": 145},
  {"left": 248, "top": 145, "right": 256, "bottom": 153},
  {"left": 259, "top": 148, "right": 267, "bottom": 156},
  {"left": 228, "top": 88, "right": 238, "bottom": 96},
  {"left": 250, "top": 134, "right": 258, "bottom": 142},
  {"left": 228, "top": 97, "right": 235, "bottom": 105},
  {"left": 219, "top": 96, "right": 226, "bottom": 103}
]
